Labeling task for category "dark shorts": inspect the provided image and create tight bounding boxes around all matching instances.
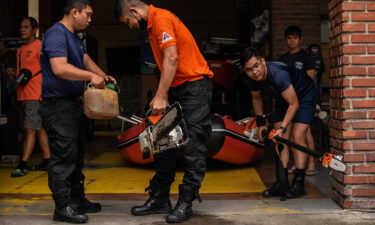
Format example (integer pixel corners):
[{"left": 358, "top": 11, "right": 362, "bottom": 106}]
[
  {"left": 20, "top": 100, "right": 42, "bottom": 130},
  {"left": 274, "top": 89, "right": 316, "bottom": 125}
]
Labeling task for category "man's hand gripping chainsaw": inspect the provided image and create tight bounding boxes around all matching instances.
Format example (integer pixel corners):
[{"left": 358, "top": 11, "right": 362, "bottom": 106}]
[{"left": 139, "top": 102, "right": 189, "bottom": 159}]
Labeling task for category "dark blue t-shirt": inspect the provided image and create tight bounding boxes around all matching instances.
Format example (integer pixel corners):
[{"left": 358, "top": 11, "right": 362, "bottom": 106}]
[
  {"left": 279, "top": 49, "right": 315, "bottom": 71},
  {"left": 41, "top": 23, "right": 86, "bottom": 98},
  {"left": 249, "top": 62, "right": 314, "bottom": 100}
]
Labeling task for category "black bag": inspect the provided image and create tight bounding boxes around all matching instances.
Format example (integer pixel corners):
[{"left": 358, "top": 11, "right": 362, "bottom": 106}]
[{"left": 16, "top": 48, "right": 41, "bottom": 86}]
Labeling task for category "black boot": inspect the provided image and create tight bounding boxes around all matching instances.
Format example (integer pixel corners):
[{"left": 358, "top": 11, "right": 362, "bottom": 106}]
[
  {"left": 262, "top": 168, "right": 289, "bottom": 197},
  {"left": 53, "top": 192, "right": 88, "bottom": 224},
  {"left": 75, "top": 197, "right": 102, "bottom": 213},
  {"left": 166, "top": 184, "right": 200, "bottom": 223},
  {"left": 131, "top": 180, "right": 172, "bottom": 216},
  {"left": 286, "top": 168, "right": 306, "bottom": 199},
  {"left": 72, "top": 181, "right": 102, "bottom": 213}
]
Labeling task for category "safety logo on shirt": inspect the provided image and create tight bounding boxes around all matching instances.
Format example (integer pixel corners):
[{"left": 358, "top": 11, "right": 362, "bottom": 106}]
[
  {"left": 295, "top": 61, "right": 304, "bottom": 70},
  {"left": 162, "top": 31, "right": 173, "bottom": 43}
]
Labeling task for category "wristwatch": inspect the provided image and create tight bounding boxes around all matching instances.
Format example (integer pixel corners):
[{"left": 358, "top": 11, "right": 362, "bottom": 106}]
[{"left": 278, "top": 126, "right": 287, "bottom": 134}]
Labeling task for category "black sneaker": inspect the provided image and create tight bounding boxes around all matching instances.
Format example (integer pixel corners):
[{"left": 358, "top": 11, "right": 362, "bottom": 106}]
[{"left": 10, "top": 168, "right": 28, "bottom": 177}]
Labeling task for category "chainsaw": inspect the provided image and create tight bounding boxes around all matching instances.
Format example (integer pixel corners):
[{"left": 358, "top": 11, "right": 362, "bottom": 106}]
[
  {"left": 262, "top": 128, "right": 347, "bottom": 173},
  {"left": 242, "top": 119, "right": 347, "bottom": 173},
  {"left": 139, "top": 102, "right": 189, "bottom": 159}
]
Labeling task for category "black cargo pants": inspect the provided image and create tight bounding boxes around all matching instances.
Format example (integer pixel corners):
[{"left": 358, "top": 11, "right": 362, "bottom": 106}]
[
  {"left": 39, "top": 98, "right": 86, "bottom": 202},
  {"left": 151, "top": 76, "right": 212, "bottom": 191}
]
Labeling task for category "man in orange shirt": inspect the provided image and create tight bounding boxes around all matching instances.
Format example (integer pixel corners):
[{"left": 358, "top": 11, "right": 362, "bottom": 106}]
[
  {"left": 115, "top": 0, "right": 213, "bottom": 223},
  {"left": 6, "top": 17, "right": 50, "bottom": 177}
]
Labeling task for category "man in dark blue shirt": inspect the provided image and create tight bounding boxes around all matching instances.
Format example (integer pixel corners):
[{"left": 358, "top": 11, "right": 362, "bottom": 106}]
[
  {"left": 280, "top": 25, "right": 319, "bottom": 177},
  {"left": 242, "top": 46, "right": 316, "bottom": 199},
  {"left": 39, "top": 0, "right": 115, "bottom": 223}
]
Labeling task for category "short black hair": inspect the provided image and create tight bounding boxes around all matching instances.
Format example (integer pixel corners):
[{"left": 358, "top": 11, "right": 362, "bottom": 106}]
[
  {"left": 284, "top": 25, "right": 302, "bottom": 38},
  {"left": 114, "top": 0, "right": 125, "bottom": 20},
  {"left": 64, "top": 0, "right": 94, "bottom": 15},
  {"left": 241, "top": 46, "right": 264, "bottom": 66},
  {"left": 114, "top": 0, "right": 146, "bottom": 20},
  {"left": 21, "top": 17, "right": 39, "bottom": 29}
]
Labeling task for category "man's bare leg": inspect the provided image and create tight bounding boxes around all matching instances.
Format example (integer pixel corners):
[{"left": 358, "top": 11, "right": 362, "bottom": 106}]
[
  {"left": 38, "top": 127, "right": 50, "bottom": 159},
  {"left": 11, "top": 128, "right": 36, "bottom": 177},
  {"left": 28, "top": 127, "right": 50, "bottom": 171},
  {"left": 306, "top": 127, "right": 318, "bottom": 175},
  {"left": 287, "top": 123, "right": 309, "bottom": 198}
]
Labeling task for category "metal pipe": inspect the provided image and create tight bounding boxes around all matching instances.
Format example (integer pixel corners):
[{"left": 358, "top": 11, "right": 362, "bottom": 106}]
[
  {"left": 117, "top": 115, "right": 137, "bottom": 125},
  {"left": 130, "top": 115, "right": 143, "bottom": 122}
]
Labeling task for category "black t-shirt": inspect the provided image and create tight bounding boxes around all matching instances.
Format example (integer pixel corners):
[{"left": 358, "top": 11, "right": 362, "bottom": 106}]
[
  {"left": 249, "top": 62, "right": 314, "bottom": 100},
  {"left": 279, "top": 49, "right": 315, "bottom": 72}
]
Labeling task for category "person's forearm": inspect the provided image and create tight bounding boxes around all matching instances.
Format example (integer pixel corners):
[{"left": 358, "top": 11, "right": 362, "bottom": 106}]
[
  {"left": 252, "top": 95, "right": 264, "bottom": 115},
  {"left": 52, "top": 62, "right": 94, "bottom": 81},
  {"left": 155, "top": 55, "right": 178, "bottom": 97},
  {"left": 281, "top": 104, "right": 299, "bottom": 128},
  {"left": 307, "top": 69, "right": 316, "bottom": 81},
  {"left": 84, "top": 55, "right": 106, "bottom": 77}
]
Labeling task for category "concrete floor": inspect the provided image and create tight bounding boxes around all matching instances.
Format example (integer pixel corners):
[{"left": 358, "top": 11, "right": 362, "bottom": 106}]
[
  {"left": 1, "top": 199, "right": 374, "bottom": 225},
  {"left": 1, "top": 130, "right": 375, "bottom": 224}
]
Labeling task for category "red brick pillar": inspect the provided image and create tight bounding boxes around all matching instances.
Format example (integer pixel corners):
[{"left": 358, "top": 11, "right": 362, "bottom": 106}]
[
  {"left": 271, "top": 0, "right": 321, "bottom": 59},
  {"left": 329, "top": 0, "right": 375, "bottom": 209}
]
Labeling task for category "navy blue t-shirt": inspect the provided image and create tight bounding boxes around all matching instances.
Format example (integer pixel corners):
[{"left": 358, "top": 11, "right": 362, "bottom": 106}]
[
  {"left": 41, "top": 23, "right": 86, "bottom": 98},
  {"left": 279, "top": 49, "right": 315, "bottom": 71},
  {"left": 249, "top": 62, "right": 314, "bottom": 100}
]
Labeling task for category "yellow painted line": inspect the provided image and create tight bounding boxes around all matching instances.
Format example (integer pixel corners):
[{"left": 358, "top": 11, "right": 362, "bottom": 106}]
[
  {"left": 89, "top": 152, "right": 126, "bottom": 167},
  {"left": 0, "top": 167, "right": 265, "bottom": 194}
]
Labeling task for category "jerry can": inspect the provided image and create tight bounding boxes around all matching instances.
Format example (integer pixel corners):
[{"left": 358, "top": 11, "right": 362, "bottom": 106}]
[{"left": 84, "top": 83, "right": 120, "bottom": 120}]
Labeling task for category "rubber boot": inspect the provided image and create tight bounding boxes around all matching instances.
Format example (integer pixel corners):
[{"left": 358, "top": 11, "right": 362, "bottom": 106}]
[
  {"left": 262, "top": 168, "right": 289, "bottom": 197},
  {"left": 131, "top": 180, "right": 172, "bottom": 216},
  {"left": 286, "top": 168, "right": 306, "bottom": 199},
  {"left": 52, "top": 191, "right": 88, "bottom": 224},
  {"left": 166, "top": 184, "right": 200, "bottom": 223},
  {"left": 71, "top": 180, "right": 102, "bottom": 213}
]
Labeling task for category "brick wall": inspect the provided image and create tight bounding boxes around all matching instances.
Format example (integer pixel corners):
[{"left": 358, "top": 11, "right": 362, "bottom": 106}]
[
  {"left": 271, "top": 0, "right": 321, "bottom": 60},
  {"left": 329, "top": 0, "right": 375, "bottom": 209}
]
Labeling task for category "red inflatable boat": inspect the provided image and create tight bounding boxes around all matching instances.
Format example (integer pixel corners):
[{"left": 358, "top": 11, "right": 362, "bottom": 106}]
[{"left": 117, "top": 114, "right": 264, "bottom": 165}]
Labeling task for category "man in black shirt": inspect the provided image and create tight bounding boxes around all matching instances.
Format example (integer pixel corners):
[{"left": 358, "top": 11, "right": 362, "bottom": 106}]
[{"left": 279, "top": 26, "right": 318, "bottom": 177}]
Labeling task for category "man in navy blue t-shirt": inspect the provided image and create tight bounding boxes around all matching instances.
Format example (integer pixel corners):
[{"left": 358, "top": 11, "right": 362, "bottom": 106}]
[
  {"left": 280, "top": 25, "right": 319, "bottom": 178},
  {"left": 39, "top": 0, "right": 115, "bottom": 223},
  {"left": 242, "top": 46, "right": 316, "bottom": 199}
]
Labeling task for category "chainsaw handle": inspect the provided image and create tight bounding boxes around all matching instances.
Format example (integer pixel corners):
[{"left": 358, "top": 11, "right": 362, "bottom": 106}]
[
  {"left": 261, "top": 128, "right": 277, "bottom": 140},
  {"left": 145, "top": 104, "right": 172, "bottom": 125}
]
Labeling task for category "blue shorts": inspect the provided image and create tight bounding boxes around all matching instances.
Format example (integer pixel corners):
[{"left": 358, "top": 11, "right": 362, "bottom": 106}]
[{"left": 274, "top": 89, "right": 316, "bottom": 125}]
